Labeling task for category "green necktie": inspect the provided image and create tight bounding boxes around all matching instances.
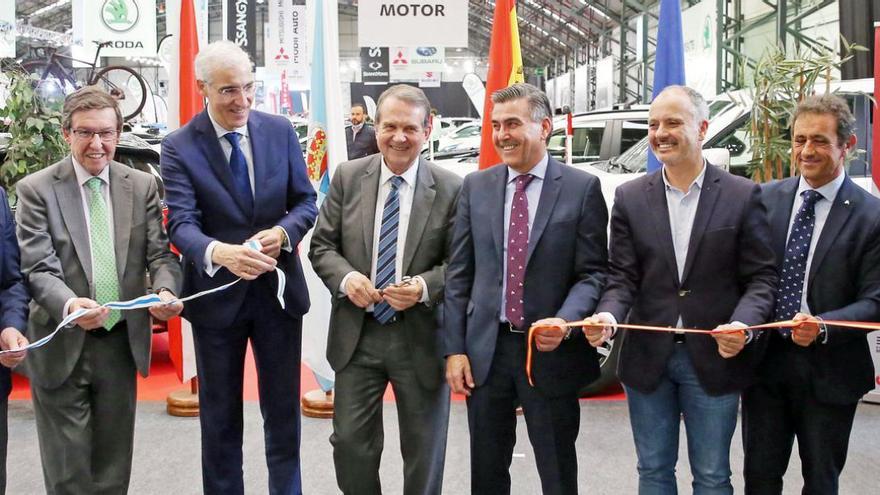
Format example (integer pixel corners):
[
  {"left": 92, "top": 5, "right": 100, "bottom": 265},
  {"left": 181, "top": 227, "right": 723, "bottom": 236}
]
[{"left": 86, "top": 177, "right": 121, "bottom": 330}]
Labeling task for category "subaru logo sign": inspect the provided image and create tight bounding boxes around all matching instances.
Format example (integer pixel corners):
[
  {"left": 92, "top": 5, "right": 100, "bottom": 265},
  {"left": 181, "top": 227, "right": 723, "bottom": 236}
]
[{"left": 416, "top": 47, "right": 437, "bottom": 56}]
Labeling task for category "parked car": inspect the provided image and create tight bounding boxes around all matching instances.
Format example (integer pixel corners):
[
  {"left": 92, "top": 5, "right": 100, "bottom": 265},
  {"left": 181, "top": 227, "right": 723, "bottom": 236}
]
[{"left": 547, "top": 107, "right": 650, "bottom": 164}]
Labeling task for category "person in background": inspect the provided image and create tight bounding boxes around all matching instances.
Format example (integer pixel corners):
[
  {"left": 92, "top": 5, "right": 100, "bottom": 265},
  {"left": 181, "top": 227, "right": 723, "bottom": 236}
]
[{"left": 346, "top": 102, "right": 380, "bottom": 159}]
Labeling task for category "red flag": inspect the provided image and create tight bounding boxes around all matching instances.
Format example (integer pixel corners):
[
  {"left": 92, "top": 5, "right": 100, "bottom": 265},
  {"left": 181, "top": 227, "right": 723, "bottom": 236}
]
[
  {"left": 872, "top": 22, "right": 880, "bottom": 194},
  {"left": 178, "top": 0, "right": 203, "bottom": 125},
  {"left": 478, "top": 0, "right": 524, "bottom": 170}
]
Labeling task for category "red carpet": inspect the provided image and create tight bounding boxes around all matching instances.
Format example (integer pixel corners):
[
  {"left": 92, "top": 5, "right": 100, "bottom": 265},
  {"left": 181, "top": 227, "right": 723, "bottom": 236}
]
[{"left": 10, "top": 333, "right": 625, "bottom": 402}]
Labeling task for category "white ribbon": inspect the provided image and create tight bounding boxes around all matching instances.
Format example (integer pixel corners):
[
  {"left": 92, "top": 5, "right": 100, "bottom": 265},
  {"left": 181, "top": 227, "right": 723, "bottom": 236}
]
[{"left": 0, "top": 239, "right": 287, "bottom": 355}]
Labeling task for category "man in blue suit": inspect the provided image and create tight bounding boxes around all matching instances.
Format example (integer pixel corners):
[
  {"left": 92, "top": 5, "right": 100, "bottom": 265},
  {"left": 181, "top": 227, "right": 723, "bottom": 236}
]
[
  {"left": 443, "top": 83, "right": 608, "bottom": 494},
  {"left": 0, "top": 188, "right": 29, "bottom": 495},
  {"left": 744, "top": 94, "right": 880, "bottom": 494},
  {"left": 161, "top": 40, "right": 317, "bottom": 495}
]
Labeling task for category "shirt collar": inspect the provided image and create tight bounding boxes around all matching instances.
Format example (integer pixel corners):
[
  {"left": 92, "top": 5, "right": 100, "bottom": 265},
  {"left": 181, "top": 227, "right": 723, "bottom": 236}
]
[
  {"left": 71, "top": 156, "right": 111, "bottom": 187},
  {"left": 796, "top": 172, "right": 845, "bottom": 203},
  {"left": 351, "top": 122, "right": 364, "bottom": 133},
  {"left": 380, "top": 156, "right": 419, "bottom": 187},
  {"left": 207, "top": 108, "right": 248, "bottom": 139},
  {"left": 662, "top": 159, "right": 707, "bottom": 193},
  {"left": 507, "top": 153, "right": 549, "bottom": 184}
]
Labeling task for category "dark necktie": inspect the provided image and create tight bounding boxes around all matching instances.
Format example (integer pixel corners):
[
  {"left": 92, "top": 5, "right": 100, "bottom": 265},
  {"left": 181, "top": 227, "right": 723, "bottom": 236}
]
[
  {"left": 774, "top": 190, "right": 823, "bottom": 336},
  {"left": 505, "top": 174, "right": 535, "bottom": 329},
  {"left": 224, "top": 132, "right": 253, "bottom": 211},
  {"left": 373, "top": 176, "right": 404, "bottom": 324}
]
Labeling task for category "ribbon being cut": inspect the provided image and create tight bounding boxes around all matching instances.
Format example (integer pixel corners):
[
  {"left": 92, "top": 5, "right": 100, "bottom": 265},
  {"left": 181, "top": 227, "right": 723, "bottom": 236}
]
[
  {"left": 525, "top": 318, "right": 880, "bottom": 386},
  {"left": 0, "top": 239, "right": 286, "bottom": 356}
]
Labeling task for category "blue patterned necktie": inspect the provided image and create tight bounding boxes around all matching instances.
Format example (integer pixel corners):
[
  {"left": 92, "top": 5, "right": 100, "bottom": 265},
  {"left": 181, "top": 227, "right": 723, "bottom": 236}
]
[
  {"left": 224, "top": 132, "right": 253, "bottom": 210},
  {"left": 373, "top": 176, "right": 404, "bottom": 324},
  {"left": 774, "top": 190, "right": 823, "bottom": 336}
]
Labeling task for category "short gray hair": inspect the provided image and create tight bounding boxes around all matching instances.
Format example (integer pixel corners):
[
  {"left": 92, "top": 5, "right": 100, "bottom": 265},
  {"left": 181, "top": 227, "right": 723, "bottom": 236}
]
[
  {"left": 491, "top": 83, "right": 553, "bottom": 126},
  {"left": 792, "top": 94, "right": 856, "bottom": 146},
  {"left": 194, "top": 40, "right": 253, "bottom": 82},
  {"left": 375, "top": 84, "right": 431, "bottom": 128},
  {"left": 656, "top": 85, "right": 709, "bottom": 123}
]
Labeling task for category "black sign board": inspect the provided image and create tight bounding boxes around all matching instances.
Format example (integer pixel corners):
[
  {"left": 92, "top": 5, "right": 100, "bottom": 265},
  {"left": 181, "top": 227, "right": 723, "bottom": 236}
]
[
  {"left": 227, "top": 0, "right": 258, "bottom": 62},
  {"left": 361, "top": 47, "right": 390, "bottom": 85}
]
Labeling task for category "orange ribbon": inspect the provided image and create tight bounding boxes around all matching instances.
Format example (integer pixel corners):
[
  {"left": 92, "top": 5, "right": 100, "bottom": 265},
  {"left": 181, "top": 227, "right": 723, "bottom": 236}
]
[{"left": 525, "top": 319, "right": 880, "bottom": 387}]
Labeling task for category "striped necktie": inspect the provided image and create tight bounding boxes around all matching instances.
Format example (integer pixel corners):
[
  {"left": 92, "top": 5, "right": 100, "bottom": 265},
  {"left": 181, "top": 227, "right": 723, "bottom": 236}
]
[{"left": 373, "top": 176, "right": 404, "bottom": 324}]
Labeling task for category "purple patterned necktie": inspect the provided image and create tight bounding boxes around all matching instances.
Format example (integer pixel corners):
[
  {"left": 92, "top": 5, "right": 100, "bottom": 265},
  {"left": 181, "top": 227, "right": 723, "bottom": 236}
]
[{"left": 505, "top": 174, "right": 535, "bottom": 329}]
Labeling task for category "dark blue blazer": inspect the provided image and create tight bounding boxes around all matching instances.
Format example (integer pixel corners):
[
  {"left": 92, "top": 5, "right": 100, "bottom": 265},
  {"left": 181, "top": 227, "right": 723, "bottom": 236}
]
[
  {"left": 597, "top": 164, "right": 778, "bottom": 396},
  {"left": 0, "top": 189, "right": 28, "bottom": 397},
  {"left": 442, "top": 157, "right": 608, "bottom": 397},
  {"left": 160, "top": 110, "right": 317, "bottom": 327},
  {"left": 757, "top": 175, "right": 880, "bottom": 404}
]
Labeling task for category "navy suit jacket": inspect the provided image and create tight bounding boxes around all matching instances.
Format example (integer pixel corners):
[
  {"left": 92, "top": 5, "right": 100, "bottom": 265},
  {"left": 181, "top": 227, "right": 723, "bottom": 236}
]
[
  {"left": 598, "top": 164, "right": 777, "bottom": 396},
  {"left": 443, "top": 158, "right": 608, "bottom": 397},
  {"left": 0, "top": 189, "right": 28, "bottom": 397},
  {"left": 161, "top": 110, "right": 317, "bottom": 327},
  {"left": 757, "top": 175, "right": 880, "bottom": 404}
]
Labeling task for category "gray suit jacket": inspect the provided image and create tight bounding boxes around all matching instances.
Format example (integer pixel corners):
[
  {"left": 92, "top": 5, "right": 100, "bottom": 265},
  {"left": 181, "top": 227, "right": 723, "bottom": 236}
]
[
  {"left": 15, "top": 157, "right": 182, "bottom": 389},
  {"left": 309, "top": 154, "right": 462, "bottom": 389}
]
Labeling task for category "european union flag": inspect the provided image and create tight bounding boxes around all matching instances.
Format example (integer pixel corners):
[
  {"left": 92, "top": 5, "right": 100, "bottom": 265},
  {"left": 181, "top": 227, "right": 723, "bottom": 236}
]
[{"left": 648, "top": 0, "right": 686, "bottom": 173}]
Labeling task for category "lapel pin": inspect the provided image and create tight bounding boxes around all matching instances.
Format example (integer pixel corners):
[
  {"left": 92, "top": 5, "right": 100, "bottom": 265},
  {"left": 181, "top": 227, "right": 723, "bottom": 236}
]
[{"left": 844, "top": 200, "right": 851, "bottom": 207}]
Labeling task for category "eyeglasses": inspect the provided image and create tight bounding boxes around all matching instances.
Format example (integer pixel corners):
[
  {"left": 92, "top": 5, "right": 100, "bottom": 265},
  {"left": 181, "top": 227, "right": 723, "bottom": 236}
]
[
  {"left": 210, "top": 82, "right": 257, "bottom": 100},
  {"left": 71, "top": 129, "right": 118, "bottom": 142}
]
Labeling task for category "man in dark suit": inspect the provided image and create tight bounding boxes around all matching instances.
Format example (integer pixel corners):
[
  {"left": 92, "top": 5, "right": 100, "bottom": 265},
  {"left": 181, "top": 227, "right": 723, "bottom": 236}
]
[
  {"left": 743, "top": 94, "right": 880, "bottom": 494},
  {"left": 583, "top": 85, "right": 777, "bottom": 494},
  {"left": 16, "top": 86, "right": 183, "bottom": 494},
  {"left": 346, "top": 103, "right": 380, "bottom": 160},
  {"left": 310, "top": 85, "right": 461, "bottom": 495},
  {"left": 443, "top": 83, "right": 608, "bottom": 495},
  {"left": 161, "top": 40, "right": 317, "bottom": 495},
  {"left": 0, "top": 188, "right": 29, "bottom": 495}
]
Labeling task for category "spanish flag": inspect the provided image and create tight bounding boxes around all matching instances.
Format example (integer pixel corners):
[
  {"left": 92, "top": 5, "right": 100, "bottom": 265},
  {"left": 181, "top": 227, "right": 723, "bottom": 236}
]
[{"left": 478, "top": 0, "right": 524, "bottom": 170}]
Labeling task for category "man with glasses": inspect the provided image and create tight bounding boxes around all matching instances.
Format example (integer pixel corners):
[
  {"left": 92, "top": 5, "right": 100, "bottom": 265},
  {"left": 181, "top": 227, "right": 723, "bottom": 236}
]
[
  {"left": 161, "top": 40, "right": 317, "bottom": 495},
  {"left": 15, "top": 85, "right": 183, "bottom": 494}
]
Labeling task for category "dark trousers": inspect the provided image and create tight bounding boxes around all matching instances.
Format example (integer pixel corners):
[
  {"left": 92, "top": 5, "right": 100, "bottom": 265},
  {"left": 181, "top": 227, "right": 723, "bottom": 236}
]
[
  {"left": 192, "top": 282, "right": 303, "bottom": 495},
  {"left": 32, "top": 325, "right": 137, "bottom": 495},
  {"left": 331, "top": 317, "right": 449, "bottom": 495},
  {"left": 0, "top": 397, "right": 6, "bottom": 495},
  {"left": 466, "top": 326, "right": 580, "bottom": 495},
  {"left": 743, "top": 345, "right": 858, "bottom": 495}
]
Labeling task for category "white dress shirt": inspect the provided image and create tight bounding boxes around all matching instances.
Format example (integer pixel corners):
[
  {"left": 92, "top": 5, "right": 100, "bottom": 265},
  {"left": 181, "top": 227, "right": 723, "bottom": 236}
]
[{"left": 339, "top": 157, "right": 429, "bottom": 310}]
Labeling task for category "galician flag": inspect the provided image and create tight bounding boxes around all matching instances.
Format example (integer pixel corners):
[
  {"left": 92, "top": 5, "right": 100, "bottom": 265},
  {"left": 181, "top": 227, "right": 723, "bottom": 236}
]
[
  {"left": 478, "top": 0, "right": 524, "bottom": 170},
  {"left": 301, "top": 0, "right": 347, "bottom": 391}
]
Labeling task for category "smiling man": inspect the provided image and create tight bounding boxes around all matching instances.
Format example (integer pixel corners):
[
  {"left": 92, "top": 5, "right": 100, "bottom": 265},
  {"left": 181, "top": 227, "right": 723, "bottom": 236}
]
[
  {"left": 582, "top": 85, "right": 777, "bottom": 494},
  {"left": 161, "top": 40, "right": 317, "bottom": 495},
  {"left": 310, "top": 85, "right": 461, "bottom": 495},
  {"left": 15, "top": 86, "right": 183, "bottom": 494},
  {"left": 442, "top": 83, "right": 608, "bottom": 494},
  {"left": 743, "top": 94, "right": 880, "bottom": 495}
]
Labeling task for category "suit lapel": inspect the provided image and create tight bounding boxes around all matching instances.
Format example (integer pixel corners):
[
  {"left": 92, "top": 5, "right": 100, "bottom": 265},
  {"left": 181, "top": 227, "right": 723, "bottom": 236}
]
[
  {"left": 681, "top": 164, "right": 721, "bottom": 283},
  {"left": 809, "top": 176, "right": 856, "bottom": 282},
  {"left": 247, "top": 114, "right": 266, "bottom": 221},
  {"left": 193, "top": 111, "right": 251, "bottom": 216},
  {"left": 526, "top": 158, "right": 562, "bottom": 264},
  {"left": 360, "top": 156, "right": 382, "bottom": 261},
  {"left": 769, "top": 179, "right": 798, "bottom": 263},
  {"left": 490, "top": 165, "right": 507, "bottom": 265},
  {"left": 645, "top": 170, "right": 680, "bottom": 286},
  {"left": 402, "top": 158, "right": 436, "bottom": 274},
  {"left": 109, "top": 163, "right": 133, "bottom": 279},
  {"left": 53, "top": 158, "right": 93, "bottom": 282}
]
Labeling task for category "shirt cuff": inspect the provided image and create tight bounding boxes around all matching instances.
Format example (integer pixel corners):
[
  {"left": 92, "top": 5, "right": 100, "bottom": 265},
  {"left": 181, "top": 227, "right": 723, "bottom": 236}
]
[
  {"left": 730, "top": 321, "right": 753, "bottom": 344},
  {"left": 816, "top": 316, "right": 829, "bottom": 344},
  {"left": 414, "top": 276, "right": 430, "bottom": 304},
  {"left": 62, "top": 298, "right": 77, "bottom": 327},
  {"left": 204, "top": 241, "right": 221, "bottom": 277},
  {"left": 339, "top": 271, "right": 357, "bottom": 299},
  {"left": 597, "top": 312, "right": 618, "bottom": 339},
  {"left": 275, "top": 226, "right": 293, "bottom": 253}
]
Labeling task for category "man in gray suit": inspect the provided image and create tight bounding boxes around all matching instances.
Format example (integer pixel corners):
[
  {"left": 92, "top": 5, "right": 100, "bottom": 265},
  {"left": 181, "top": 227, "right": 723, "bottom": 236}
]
[
  {"left": 310, "top": 84, "right": 462, "bottom": 495},
  {"left": 15, "top": 86, "right": 183, "bottom": 494}
]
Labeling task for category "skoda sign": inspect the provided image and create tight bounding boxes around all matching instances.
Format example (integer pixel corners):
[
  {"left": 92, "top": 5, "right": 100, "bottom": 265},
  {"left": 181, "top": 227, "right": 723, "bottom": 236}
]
[{"left": 101, "top": 0, "right": 140, "bottom": 33}]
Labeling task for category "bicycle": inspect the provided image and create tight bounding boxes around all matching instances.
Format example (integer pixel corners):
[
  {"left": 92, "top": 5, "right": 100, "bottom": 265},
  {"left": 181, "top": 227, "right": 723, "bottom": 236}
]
[{"left": 21, "top": 41, "right": 148, "bottom": 122}]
